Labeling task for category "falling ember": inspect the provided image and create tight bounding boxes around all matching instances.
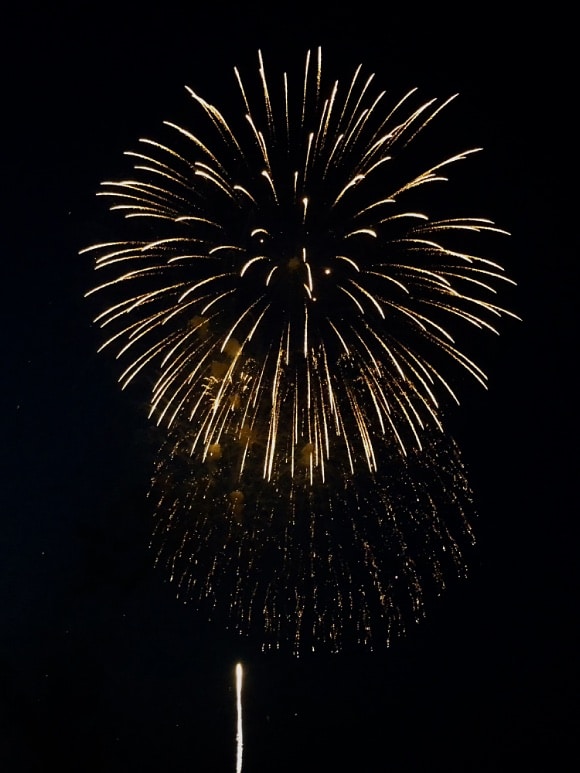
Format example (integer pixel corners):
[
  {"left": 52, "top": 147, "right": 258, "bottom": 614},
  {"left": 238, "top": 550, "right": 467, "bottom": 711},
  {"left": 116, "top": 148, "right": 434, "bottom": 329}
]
[{"left": 235, "top": 662, "right": 243, "bottom": 773}]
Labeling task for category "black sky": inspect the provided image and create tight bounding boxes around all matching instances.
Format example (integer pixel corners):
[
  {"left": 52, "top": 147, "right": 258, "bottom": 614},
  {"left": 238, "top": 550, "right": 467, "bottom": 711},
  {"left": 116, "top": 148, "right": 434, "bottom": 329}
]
[{"left": 3, "top": 5, "right": 577, "bottom": 772}]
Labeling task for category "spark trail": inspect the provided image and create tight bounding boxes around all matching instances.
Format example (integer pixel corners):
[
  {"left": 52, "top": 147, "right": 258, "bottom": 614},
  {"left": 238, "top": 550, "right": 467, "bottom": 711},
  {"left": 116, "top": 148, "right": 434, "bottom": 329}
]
[{"left": 235, "top": 663, "right": 243, "bottom": 773}]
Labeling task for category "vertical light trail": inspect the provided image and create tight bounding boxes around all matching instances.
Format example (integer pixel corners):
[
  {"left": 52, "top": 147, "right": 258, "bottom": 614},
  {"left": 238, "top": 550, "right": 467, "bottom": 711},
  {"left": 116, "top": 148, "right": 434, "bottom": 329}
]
[{"left": 235, "top": 662, "right": 243, "bottom": 773}]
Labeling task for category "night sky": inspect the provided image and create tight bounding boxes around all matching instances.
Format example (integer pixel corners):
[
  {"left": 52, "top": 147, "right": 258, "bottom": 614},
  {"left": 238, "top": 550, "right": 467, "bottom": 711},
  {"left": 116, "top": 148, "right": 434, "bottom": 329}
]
[{"left": 3, "top": 5, "right": 577, "bottom": 772}]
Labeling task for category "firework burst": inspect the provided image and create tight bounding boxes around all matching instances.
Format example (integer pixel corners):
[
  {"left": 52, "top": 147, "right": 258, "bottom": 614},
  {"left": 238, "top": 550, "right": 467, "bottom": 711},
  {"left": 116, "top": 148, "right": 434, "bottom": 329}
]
[{"left": 82, "top": 48, "right": 517, "bottom": 652}]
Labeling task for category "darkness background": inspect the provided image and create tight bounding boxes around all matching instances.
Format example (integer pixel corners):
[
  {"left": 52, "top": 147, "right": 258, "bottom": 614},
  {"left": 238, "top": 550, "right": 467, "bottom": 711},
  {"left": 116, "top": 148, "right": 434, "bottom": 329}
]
[{"left": 3, "top": 4, "right": 577, "bottom": 771}]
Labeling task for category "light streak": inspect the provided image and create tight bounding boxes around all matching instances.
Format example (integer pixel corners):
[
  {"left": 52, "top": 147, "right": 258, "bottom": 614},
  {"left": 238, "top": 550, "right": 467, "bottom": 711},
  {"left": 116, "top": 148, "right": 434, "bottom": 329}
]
[{"left": 235, "top": 663, "right": 243, "bottom": 773}]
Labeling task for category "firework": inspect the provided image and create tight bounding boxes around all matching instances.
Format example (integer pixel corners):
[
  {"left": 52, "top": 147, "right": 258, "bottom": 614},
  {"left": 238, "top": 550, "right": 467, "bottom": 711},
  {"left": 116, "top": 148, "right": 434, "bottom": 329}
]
[
  {"left": 151, "top": 428, "right": 475, "bottom": 652},
  {"left": 82, "top": 49, "right": 517, "bottom": 652}
]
